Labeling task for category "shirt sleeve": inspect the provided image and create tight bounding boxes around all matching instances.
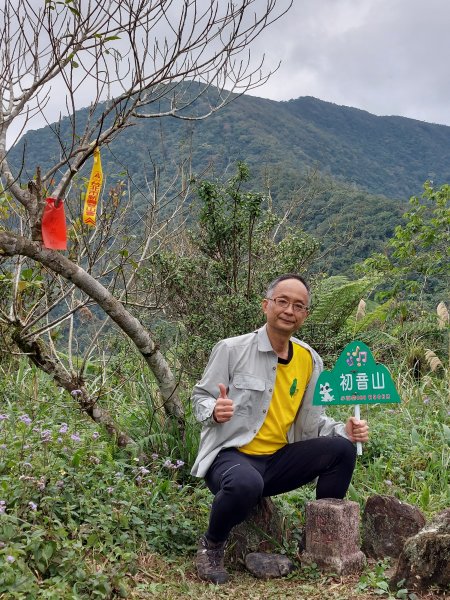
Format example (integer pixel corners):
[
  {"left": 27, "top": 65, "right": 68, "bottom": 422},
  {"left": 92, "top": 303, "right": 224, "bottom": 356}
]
[{"left": 191, "top": 340, "right": 230, "bottom": 423}]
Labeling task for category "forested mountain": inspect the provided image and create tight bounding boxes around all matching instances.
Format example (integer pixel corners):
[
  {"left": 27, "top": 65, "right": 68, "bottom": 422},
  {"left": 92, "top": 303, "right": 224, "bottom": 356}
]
[
  {"left": 8, "top": 87, "right": 450, "bottom": 272},
  {"left": 10, "top": 89, "right": 450, "bottom": 199}
]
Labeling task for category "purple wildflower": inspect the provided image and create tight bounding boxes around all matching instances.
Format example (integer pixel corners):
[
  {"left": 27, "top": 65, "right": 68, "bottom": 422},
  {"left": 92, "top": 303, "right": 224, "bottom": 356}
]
[
  {"left": 59, "top": 423, "right": 68, "bottom": 434},
  {"left": 163, "top": 459, "right": 173, "bottom": 468},
  {"left": 175, "top": 460, "right": 185, "bottom": 469},
  {"left": 6, "top": 555, "right": 15, "bottom": 563},
  {"left": 92, "top": 431, "right": 100, "bottom": 440},
  {"left": 28, "top": 501, "right": 37, "bottom": 511},
  {"left": 71, "top": 433, "right": 81, "bottom": 442},
  {"left": 19, "top": 414, "right": 32, "bottom": 425},
  {"left": 71, "top": 389, "right": 82, "bottom": 397},
  {"left": 0, "top": 444, "right": 6, "bottom": 450},
  {"left": 41, "top": 430, "right": 52, "bottom": 443},
  {"left": 423, "top": 397, "right": 430, "bottom": 404},
  {"left": 0, "top": 414, "right": 8, "bottom": 421},
  {"left": 0, "top": 500, "right": 6, "bottom": 513},
  {"left": 107, "top": 487, "right": 114, "bottom": 494},
  {"left": 151, "top": 453, "right": 159, "bottom": 460},
  {"left": 384, "top": 479, "right": 393, "bottom": 487},
  {"left": 139, "top": 467, "right": 150, "bottom": 475}
]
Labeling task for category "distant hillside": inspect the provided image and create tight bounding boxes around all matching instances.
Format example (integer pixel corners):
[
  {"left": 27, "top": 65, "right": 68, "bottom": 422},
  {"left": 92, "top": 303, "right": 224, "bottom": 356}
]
[
  {"left": 9, "top": 88, "right": 450, "bottom": 273},
  {"left": 9, "top": 91, "right": 450, "bottom": 200}
]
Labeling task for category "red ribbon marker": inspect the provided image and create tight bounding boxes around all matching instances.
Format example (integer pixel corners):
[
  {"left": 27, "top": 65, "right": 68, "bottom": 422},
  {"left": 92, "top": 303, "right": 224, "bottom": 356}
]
[{"left": 41, "top": 197, "right": 67, "bottom": 250}]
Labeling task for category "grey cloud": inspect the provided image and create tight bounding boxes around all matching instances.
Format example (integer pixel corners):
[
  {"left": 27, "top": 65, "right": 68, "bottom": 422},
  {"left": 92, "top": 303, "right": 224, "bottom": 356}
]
[{"left": 248, "top": 0, "right": 450, "bottom": 125}]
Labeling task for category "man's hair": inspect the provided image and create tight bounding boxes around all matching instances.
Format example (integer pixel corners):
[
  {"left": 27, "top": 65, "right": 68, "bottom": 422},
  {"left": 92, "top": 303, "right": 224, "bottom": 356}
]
[{"left": 265, "top": 273, "right": 311, "bottom": 304}]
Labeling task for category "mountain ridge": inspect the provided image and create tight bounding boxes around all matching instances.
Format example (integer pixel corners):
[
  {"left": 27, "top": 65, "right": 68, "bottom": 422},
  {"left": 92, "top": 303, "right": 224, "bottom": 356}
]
[
  {"left": 7, "top": 89, "right": 449, "bottom": 273},
  {"left": 9, "top": 91, "right": 450, "bottom": 200}
]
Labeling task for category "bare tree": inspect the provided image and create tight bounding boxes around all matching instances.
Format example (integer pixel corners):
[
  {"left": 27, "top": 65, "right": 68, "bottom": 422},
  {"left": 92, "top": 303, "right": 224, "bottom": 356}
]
[{"left": 0, "top": 0, "right": 291, "bottom": 446}]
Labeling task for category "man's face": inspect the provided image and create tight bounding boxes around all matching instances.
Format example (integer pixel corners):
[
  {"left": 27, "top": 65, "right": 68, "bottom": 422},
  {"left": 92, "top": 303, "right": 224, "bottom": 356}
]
[{"left": 262, "top": 278, "right": 310, "bottom": 336}]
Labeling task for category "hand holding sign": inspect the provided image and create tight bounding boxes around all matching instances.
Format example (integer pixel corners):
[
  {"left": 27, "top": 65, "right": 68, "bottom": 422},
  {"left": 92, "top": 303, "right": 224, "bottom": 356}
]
[
  {"left": 213, "top": 383, "right": 234, "bottom": 423},
  {"left": 345, "top": 415, "right": 369, "bottom": 443}
]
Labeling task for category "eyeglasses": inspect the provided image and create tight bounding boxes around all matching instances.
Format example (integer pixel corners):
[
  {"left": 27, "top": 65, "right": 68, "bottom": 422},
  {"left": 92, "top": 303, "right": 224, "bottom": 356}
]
[{"left": 266, "top": 297, "right": 309, "bottom": 314}]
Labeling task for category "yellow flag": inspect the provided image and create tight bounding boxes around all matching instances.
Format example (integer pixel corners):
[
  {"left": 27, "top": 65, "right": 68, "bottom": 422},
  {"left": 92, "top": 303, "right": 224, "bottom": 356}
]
[{"left": 83, "top": 147, "right": 103, "bottom": 227}]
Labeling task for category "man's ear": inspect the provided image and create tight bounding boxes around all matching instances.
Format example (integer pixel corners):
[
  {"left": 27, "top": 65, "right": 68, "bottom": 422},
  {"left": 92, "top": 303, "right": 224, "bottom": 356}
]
[{"left": 261, "top": 298, "right": 268, "bottom": 315}]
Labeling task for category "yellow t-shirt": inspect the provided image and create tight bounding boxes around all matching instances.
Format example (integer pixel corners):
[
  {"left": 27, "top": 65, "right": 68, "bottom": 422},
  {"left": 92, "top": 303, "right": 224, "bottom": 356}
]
[{"left": 239, "top": 342, "right": 313, "bottom": 455}]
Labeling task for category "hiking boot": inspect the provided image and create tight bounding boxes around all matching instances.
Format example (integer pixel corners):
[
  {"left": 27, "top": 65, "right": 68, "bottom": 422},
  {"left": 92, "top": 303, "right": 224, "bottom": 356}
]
[{"left": 196, "top": 535, "right": 229, "bottom": 584}]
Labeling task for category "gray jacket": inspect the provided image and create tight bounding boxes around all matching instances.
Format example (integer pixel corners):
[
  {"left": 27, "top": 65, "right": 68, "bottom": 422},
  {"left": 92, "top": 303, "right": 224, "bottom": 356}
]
[{"left": 191, "top": 324, "right": 348, "bottom": 477}]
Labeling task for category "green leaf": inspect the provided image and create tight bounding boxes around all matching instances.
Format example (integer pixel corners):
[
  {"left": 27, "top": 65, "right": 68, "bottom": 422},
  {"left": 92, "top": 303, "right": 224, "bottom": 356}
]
[
  {"left": 410, "top": 428, "right": 420, "bottom": 444},
  {"left": 443, "top": 424, "right": 450, "bottom": 442},
  {"left": 87, "top": 533, "right": 99, "bottom": 547},
  {"left": 419, "top": 484, "right": 430, "bottom": 509},
  {"left": 41, "top": 541, "right": 56, "bottom": 561},
  {"left": 71, "top": 449, "right": 83, "bottom": 467}
]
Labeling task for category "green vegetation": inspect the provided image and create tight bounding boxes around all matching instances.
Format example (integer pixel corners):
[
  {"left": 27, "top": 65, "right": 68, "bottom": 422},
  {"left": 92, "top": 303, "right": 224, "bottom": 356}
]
[
  {"left": 10, "top": 90, "right": 450, "bottom": 201},
  {"left": 0, "top": 343, "right": 447, "bottom": 598},
  {"left": 0, "top": 172, "right": 448, "bottom": 598}
]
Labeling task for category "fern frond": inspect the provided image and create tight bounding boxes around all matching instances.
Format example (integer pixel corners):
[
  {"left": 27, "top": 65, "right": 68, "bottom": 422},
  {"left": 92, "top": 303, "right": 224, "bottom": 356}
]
[{"left": 310, "top": 275, "right": 379, "bottom": 330}]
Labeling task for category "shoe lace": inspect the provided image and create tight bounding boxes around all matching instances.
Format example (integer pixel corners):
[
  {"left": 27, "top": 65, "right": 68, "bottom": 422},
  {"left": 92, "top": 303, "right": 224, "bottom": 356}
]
[{"left": 206, "top": 546, "right": 224, "bottom": 567}]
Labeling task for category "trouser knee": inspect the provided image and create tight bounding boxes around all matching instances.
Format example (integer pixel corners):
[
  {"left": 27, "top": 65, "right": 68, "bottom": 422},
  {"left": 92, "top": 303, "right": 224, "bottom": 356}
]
[
  {"left": 334, "top": 436, "right": 357, "bottom": 465},
  {"left": 221, "top": 468, "right": 264, "bottom": 508}
]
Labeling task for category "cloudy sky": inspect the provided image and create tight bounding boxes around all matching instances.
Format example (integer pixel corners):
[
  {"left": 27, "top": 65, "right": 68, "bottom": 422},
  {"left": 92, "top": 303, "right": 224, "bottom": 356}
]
[
  {"left": 6, "top": 0, "right": 450, "bottom": 148},
  {"left": 248, "top": 0, "right": 450, "bottom": 126}
]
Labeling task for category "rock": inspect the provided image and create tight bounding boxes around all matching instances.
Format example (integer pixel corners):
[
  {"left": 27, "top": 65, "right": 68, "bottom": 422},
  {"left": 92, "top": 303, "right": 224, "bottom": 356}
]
[
  {"left": 362, "top": 494, "right": 426, "bottom": 559},
  {"left": 390, "top": 508, "right": 450, "bottom": 592},
  {"left": 227, "top": 497, "right": 288, "bottom": 565},
  {"left": 301, "top": 499, "right": 366, "bottom": 575},
  {"left": 245, "top": 552, "right": 295, "bottom": 579}
]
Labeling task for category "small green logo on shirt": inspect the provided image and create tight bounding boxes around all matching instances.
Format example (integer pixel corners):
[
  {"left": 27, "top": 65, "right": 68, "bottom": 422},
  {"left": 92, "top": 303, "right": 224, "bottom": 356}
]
[{"left": 289, "top": 378, "right": 298, "bottom": 397}]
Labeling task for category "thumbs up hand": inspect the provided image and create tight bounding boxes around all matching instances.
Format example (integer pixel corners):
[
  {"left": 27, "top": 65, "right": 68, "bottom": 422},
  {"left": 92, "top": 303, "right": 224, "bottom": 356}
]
[{"left": 213, "top": 383, "right": 234, "bottom": 423}]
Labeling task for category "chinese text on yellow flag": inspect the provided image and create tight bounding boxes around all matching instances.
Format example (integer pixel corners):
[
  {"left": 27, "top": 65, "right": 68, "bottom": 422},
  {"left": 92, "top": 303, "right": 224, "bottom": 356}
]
[{"left": 83, "top": 147, "right": 103, "bottom": 226}]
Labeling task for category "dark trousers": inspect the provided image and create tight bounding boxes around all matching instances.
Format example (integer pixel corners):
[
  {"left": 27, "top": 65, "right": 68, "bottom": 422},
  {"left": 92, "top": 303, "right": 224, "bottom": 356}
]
[{"left": 204, "top": 436, "right": 357, "bottom": 543}]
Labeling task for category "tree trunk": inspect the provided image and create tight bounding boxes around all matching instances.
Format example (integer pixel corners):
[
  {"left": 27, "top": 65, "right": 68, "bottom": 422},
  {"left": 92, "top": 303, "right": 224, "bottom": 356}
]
[
  {"left": 0, "top": 231, "right": 185, "bottom": 431},
  {"left": 227, "top": 498, "right": 290, "bottom": 566}
]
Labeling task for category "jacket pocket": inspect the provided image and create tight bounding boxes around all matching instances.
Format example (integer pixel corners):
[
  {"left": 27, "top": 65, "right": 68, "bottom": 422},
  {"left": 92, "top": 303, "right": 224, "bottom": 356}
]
[
  {"left": 230, "top": 373, "right": 266, "bottom": 415},
  {"left": 233, "top": 374, "right": 266, "bottom": 391}
]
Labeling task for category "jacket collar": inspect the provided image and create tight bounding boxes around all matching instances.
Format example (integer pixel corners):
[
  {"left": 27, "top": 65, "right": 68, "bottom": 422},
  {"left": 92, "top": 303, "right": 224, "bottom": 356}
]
[
  {"left": 256, "top": 324, "right": 275, "bottom": 352},
  {"left": 256, "top": 324, "right": 320, "bottom": 367}
]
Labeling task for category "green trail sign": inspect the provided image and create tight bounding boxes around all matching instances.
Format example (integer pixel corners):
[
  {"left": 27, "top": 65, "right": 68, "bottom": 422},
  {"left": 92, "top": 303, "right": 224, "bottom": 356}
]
[{"left": 313, "top": 341, "right": 401, "bottom": 406}]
